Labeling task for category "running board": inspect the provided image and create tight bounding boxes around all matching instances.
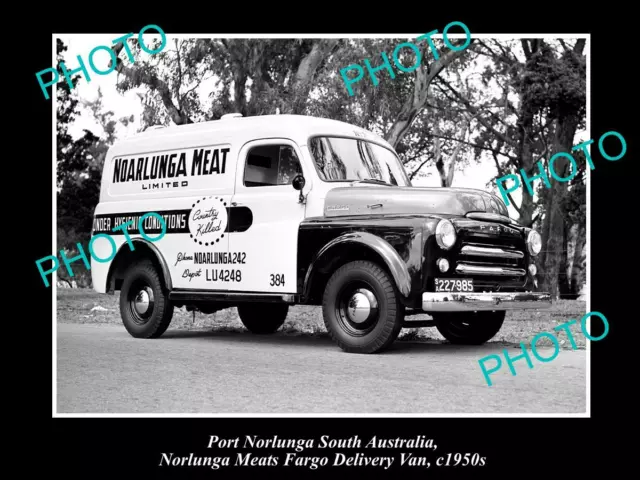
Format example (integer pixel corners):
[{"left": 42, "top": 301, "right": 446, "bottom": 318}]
[{"left": 168, "top": 289, "right": 299, "bottom": 304}]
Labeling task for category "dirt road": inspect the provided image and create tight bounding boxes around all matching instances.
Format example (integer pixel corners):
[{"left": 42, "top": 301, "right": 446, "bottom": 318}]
[{"left": 56, "top": 323, "right": 587, "bottom": 414}]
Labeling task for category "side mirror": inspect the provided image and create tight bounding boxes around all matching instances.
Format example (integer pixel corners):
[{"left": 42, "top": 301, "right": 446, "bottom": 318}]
[
  {"left": 292, "top": 174, "right": 306, "bottom": 191},
  {"left": 292, "top": 174, "right": 306, "bottom": 204}
]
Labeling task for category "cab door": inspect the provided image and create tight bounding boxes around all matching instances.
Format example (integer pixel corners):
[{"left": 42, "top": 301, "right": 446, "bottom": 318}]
[{"left": 227, "top": 139, "right": 308, "bottom": 293}]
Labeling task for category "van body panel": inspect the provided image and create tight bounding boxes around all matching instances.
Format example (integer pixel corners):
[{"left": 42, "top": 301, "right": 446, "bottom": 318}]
[
  {"left": 92, "top": 114, "right": 383, "bottom": 295},
  {"left": 227, "top": 138, "right": 309, "bottom": 294},
  {"left": 91, "top": 113, "right": 549, "bottom": 325},
  {"left": 322, "top": 185, "right": 510, "bottom": 218}
]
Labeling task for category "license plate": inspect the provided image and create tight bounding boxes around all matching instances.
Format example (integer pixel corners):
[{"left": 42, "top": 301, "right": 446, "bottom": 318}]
[{"left": 434, "top": 278, "right": 474, "bottom": 292}]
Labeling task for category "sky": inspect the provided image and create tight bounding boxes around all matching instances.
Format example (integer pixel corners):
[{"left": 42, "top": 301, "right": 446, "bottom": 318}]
[{"left": 56, "top": 34, "right": 587, "bottom": 219}]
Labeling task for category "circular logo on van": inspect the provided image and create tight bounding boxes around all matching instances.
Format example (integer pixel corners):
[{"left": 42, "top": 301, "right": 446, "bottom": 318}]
[{"left": 188, "top": 196, "right": 228, "bottom": 246}]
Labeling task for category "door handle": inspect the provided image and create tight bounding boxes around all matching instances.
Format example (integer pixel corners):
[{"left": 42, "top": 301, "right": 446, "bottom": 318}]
[
  {"left": 367, "top": 203, "right": 383, "bottom": 209},
  {"left": 231, "top": 202, "right": 238, "bottom": 207}
]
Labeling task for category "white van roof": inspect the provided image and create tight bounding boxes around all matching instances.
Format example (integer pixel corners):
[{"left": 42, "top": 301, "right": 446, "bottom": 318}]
[{"left": 108, "top": 114, "right": 394, "bottom": 158}]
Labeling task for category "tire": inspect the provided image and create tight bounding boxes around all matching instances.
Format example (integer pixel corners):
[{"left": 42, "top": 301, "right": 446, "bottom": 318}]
[
  {"left": 119, "top": 259, "right": 174, "bottom": 339},
  {"left": 237, "top": 303, "right": 288, "bottom": 334},
  {"left": 322, "top": 260, "right": 404, "bottom": 354},
  {"left": 434, "top": 311, "right": 506, "bottom": 345}
]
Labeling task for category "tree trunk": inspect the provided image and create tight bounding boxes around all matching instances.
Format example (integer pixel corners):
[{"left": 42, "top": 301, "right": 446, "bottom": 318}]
[
  {"left": 384, "top": 45, "right": 470, "bottom": 149},
  {"left": 518, "top": 187, "right": 536, "bottom": 227},
  {"left": 541, "top": 116, "right": 580, "bottom": 298},
  {"left": 570, "top": 224, "right": 586, "bottom": 297},
  {"left": 541, "top": 201, "right": 563, "bottom": 299},
  {"left": 287, "top": 40, "right": 339, "bottom": 114},
  {"left": 558, "top": 219, "right": 571, "bottom": 298},
  {"left": 537, "top": 191, "right": 553, "bottom": 271},
  {"left": 438, "top": 117, "right": 471, "bottom": 187},
  {"left": 512, "top": 98, "right": 537, "bottom": 226},
  {"left": 432, "top": 127, "right": 445, "bottom": 185}
]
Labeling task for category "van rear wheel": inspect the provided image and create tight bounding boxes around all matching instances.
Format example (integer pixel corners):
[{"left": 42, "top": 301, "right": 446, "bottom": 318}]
[
  {"left": 119, "top": 259, "right": 173, "bottom": 338},
  {"left": 237, "top": 303, "right": 288, "bottom": 334},
  {"left": 322, "top": 260, "right": 404, "bottom": 354}
]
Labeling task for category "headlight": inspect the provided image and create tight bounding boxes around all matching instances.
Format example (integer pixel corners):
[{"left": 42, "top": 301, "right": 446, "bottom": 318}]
[
  {"left": 437, "top": 258, "right": 450, "bottom": 272},
  {"left": 527, "top": 229, "right": 542, "bottom": 256},
  {"left": 435, "top": 219, "right": 456, "bottom": 250}
]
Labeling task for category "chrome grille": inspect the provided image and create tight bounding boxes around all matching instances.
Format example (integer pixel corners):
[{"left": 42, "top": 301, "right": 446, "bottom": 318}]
[
  {"left": 456, "top": 264, "right": 526, "bottom": 277},
  {"left": 460, "top": 245, "right": 524, "bottom": 260},
  {"left": 458, "top": 241, "right": 526, "bottom": 272},
  {"left": 454, "top": 231, "right": 528, "bottom": 291}
]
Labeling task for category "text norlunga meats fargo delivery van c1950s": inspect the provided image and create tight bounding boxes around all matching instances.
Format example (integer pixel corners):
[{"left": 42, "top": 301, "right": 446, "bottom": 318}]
[{"left": 91, "top": 113, "right": 552, "bottom": 354}]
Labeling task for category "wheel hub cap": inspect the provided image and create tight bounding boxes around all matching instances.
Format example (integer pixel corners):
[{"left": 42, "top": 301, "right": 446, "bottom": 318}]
[
  {"left": 346, "top": 288, "right": 378, "bottom": 324},
  {"left": 134, "top": 288, "right": 153, "bottom": 315}
]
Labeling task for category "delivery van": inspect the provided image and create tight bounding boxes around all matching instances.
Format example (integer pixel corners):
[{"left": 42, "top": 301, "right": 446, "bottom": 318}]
[{"left": 91, "top": 113, "right": 551, "bottom": 354}]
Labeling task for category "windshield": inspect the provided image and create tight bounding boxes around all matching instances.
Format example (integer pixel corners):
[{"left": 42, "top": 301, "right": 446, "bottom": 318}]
[{"left": 308, "top": 136, "right": 411, "bottom": 187}]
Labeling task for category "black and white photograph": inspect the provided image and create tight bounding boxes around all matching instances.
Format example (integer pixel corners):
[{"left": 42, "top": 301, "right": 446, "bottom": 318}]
[{"left": 50, "top": 30, "right": 591, "bottom": 416}]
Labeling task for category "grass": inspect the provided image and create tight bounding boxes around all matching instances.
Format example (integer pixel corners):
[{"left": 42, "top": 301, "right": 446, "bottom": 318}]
[{"left": 57, "top": 288, "right": 587, "bottom": 349}]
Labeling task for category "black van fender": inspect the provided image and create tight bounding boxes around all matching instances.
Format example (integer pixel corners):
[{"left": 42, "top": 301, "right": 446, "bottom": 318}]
[
  {"left": 105, "top": 238, "right": 173, "bottom": 293},
  {"left": 302, "top": 231, "right": 412, "bottom": 300}
]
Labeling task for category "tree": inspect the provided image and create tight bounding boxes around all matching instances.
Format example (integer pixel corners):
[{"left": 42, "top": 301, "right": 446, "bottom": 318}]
[
  {"left": 432, "top": 38, "right": 586, "bottom": 297},
  {"left": 565, "top": 172, "right": 586, "bottom": 296},
  {"left": 108, "top": 36, "right": 473, "bottom": 179},
  {"left": 536, "top": 40, "right": 586, "bottom": 298},
  {"left": 57, "top": 39, "right": 93, "bottom": 286},
  {"left": 403, "top": 74, "right": 480, "bottom": 184},
  {"left": 110, "top": 37, "right": 342, "bottom": 124},
  {"left": 57, "top": 39, "right": 135, "bottom": 286},
  {"left": 57, "top": 39, "right": 79, "bottom": 176},
  {"left": 57, "top": 87, "right": 124, "bottom": 237}
]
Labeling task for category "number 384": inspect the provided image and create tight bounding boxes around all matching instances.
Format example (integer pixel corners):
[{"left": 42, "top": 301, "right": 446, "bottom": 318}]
[
  {"left": 270, "top": 274, "right": 285, "bottom": 286},
  {"left": 436, "top": 453, "right": 486, "bottom": 467}
]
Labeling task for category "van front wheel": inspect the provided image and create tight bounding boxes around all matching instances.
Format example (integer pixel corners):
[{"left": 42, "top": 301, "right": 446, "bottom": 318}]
[
  {"left": 322, "top": 260, "right": 404, "bottom": 354},
  {"left": 119, "top": 259, "right": 174, "bottom": 338}
]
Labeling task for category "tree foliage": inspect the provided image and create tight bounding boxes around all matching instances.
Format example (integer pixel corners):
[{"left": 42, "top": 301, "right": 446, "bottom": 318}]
[
  {"left": 111, "top": 36, "right": 473, "bottom": 180},
  {"left": 56, "top": 39, "right": 134, "bottom": 286},
  {"left": 57, "top": 35, "right": 586, "bottom": 295},
  {"left": 429, "top": 38, "right": 586, "bottom": 296}
]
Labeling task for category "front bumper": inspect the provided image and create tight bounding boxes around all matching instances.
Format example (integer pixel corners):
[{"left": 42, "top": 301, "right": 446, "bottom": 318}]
[{"left": 422, "top": 291, "right": 552, "bottom": 313}]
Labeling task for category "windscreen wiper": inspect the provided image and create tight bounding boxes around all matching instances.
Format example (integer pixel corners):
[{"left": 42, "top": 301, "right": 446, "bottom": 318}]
[{"left": 351, "top": 178, "right": 394, "bottom": 186}]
